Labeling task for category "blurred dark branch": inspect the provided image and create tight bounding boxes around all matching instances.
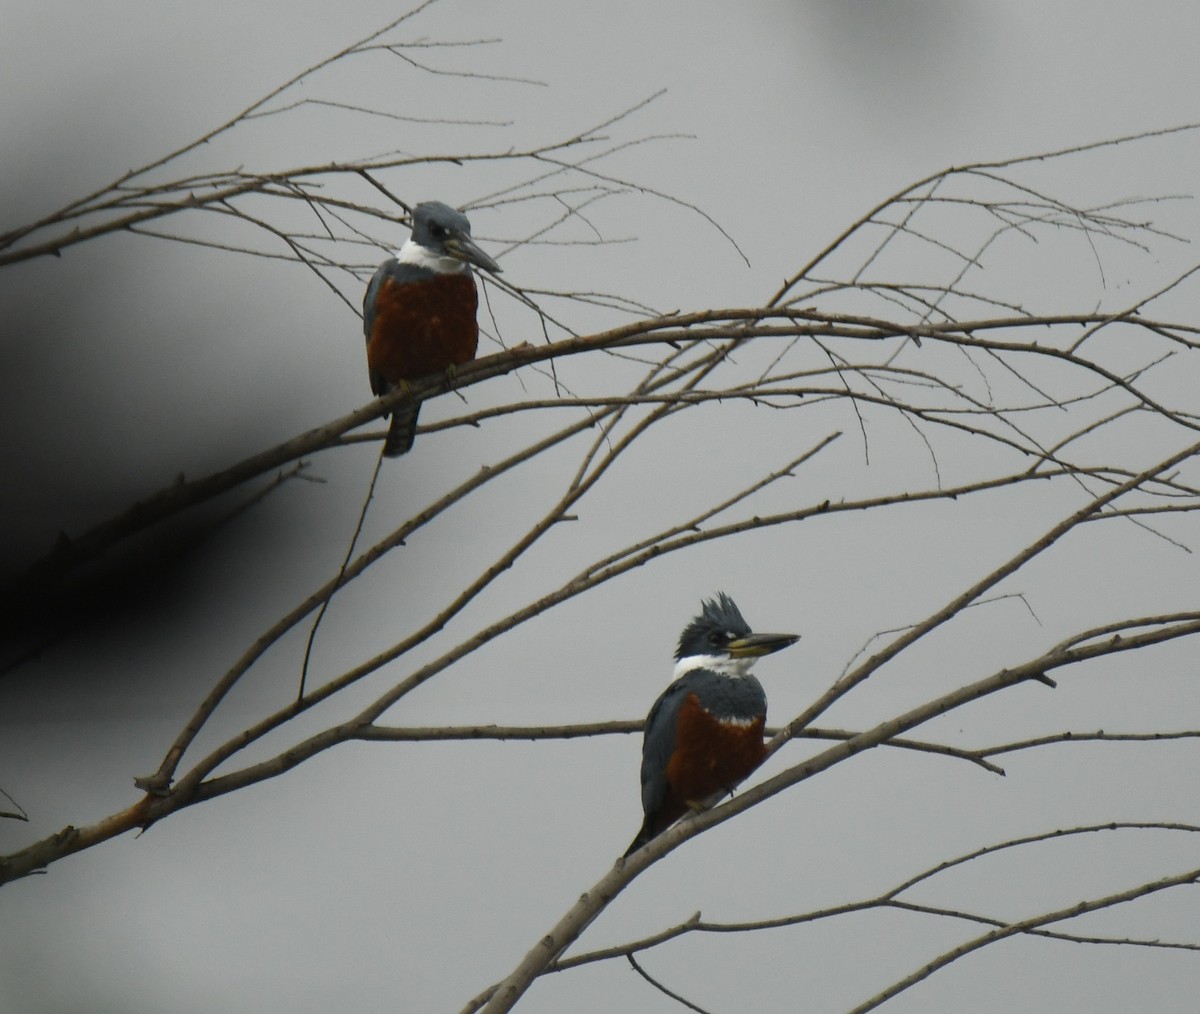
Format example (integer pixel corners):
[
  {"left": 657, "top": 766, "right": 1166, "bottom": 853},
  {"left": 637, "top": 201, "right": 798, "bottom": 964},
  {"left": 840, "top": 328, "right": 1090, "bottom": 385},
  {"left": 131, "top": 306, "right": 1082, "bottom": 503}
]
[
  {"left": 6, "top": 307, "right": 1192, "bottom": 613},
  {"left": 0, "top": 462, "right": 316, "bottom": 674},
  {"left": 0, "top": 327, "right": 653, "bottom": 609}
]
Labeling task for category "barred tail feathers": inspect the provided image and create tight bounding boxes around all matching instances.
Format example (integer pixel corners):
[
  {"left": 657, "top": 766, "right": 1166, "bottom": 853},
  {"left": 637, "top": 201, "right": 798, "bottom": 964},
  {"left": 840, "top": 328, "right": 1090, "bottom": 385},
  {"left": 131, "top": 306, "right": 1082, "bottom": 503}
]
[{"left": 383, "top": 400, "right": 420, "bottom": 457}]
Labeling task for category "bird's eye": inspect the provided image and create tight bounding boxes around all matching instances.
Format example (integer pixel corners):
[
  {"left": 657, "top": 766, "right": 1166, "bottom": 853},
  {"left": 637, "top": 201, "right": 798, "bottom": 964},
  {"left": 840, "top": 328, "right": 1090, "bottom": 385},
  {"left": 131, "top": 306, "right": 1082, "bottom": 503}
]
[{"left": 430, "top": 224, "right": 448, "bottom": 239}]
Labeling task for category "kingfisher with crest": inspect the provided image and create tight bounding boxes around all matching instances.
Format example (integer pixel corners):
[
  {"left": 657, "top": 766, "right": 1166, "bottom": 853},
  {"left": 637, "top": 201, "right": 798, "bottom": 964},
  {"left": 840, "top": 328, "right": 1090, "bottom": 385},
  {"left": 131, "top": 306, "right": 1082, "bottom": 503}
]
[
  {"left": 363, "top": 201, "right": 501, "bottom": 456},
  {"left": 625, "top": 593, "right": 799, "bottom": 856}
]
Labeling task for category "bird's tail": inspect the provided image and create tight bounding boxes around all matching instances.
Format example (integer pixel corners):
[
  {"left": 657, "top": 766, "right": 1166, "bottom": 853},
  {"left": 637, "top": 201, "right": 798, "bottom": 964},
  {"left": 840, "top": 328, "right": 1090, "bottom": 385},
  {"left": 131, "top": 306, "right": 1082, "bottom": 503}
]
[
  {"left": 383, "top": 400, "right": 420, "bottom": 457},
  {"left": 623, "top": 819, "right": 655, "bottom": 858}
]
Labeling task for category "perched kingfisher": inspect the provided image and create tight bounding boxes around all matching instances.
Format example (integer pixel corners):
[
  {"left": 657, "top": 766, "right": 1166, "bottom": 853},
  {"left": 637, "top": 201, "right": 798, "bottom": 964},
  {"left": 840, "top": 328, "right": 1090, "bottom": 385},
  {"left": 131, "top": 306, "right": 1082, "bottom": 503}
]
[
  {"left": 363, "top": 201, "right": 502, "bottom": 456},
  {"left": 624, "top": 592, "right": 799, "bottom": 857}
]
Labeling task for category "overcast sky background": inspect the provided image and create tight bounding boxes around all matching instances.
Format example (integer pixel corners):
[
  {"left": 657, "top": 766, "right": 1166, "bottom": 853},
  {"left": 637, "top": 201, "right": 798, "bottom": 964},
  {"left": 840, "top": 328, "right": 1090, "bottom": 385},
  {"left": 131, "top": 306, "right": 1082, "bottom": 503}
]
[{"left": 3, "top": 1, "right": 1200, "bottom": 1012}]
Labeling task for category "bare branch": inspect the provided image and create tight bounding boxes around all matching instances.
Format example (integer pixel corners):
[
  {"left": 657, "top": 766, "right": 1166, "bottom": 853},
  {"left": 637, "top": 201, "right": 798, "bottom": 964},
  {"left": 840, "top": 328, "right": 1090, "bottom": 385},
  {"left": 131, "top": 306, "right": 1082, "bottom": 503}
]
[{"left": 848, "top": 865, "right": 1200, "bottom": 1013}]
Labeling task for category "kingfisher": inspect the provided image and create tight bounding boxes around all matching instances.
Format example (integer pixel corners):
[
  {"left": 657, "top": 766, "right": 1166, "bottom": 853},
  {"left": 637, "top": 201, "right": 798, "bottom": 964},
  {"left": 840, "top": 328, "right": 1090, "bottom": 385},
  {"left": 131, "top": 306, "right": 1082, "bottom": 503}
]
[
  {"left": 363, "top": 201, "right": 502, "bottom": 457},
  {"left": 624, "top": 592, "right": 799, "bottom": 857}
]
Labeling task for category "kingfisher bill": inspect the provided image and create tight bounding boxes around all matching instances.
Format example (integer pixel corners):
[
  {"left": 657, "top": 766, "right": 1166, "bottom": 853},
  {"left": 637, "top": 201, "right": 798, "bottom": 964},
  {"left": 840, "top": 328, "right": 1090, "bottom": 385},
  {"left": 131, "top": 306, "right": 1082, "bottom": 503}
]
[
  {"left": 363, "top": 201, "right": 501, "bottom": 456},
  {"left": 624, "top": 592, "right": 799, "bottom": 857}
]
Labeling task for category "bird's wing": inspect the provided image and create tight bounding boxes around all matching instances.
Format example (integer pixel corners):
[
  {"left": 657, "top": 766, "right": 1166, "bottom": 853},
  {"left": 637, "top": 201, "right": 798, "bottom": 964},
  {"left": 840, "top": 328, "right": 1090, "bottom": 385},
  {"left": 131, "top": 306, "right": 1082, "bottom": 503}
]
[
  {"left": 363, "top": 260, "right": 394, "bottom": 398},
  {"left": 639, "top": 677, "right": 694, "bottom": 818}
]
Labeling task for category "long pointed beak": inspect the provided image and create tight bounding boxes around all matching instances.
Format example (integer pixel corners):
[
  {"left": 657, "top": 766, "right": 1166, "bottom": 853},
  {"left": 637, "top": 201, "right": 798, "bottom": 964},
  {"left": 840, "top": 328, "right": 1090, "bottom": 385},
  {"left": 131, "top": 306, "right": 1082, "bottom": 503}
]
[
  {"left": 727, "top": 632, "right": 800, "bottom": 658},
  {"left": 446, "top": 234, "right": 502, "bottom": 275}
]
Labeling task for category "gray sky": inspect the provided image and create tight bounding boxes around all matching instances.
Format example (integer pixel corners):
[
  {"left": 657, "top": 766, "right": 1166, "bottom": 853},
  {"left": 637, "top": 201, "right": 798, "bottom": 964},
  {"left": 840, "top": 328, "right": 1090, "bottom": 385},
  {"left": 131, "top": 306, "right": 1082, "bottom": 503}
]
[{"left": 3, "top": 1, "right": 1200, "bottom": 1012}]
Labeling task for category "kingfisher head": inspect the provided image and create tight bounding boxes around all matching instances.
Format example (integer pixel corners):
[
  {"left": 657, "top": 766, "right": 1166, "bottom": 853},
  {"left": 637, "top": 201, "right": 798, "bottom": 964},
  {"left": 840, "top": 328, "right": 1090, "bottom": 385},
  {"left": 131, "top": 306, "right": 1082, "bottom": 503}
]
[
  {"left": 673, "top": 592, "right": 799, "bottom": 678},
  {"left": 397, "top": 200, "right": 502, "bottom": 276}
]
